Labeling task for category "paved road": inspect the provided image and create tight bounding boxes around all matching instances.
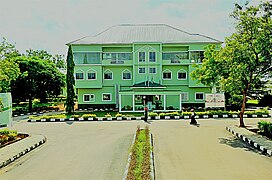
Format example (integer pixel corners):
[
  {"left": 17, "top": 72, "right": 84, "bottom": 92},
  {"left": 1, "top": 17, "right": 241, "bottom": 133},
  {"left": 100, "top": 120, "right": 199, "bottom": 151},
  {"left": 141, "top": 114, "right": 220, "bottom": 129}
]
[
  {"left": 1, "top": 118, "right": 272, "bottom": 180},
  {"left": 0, "top": 120, "right": 146, "bottom": 180},
  {"left": 151, "top": 118, "right": 272, "bottom": 180}
]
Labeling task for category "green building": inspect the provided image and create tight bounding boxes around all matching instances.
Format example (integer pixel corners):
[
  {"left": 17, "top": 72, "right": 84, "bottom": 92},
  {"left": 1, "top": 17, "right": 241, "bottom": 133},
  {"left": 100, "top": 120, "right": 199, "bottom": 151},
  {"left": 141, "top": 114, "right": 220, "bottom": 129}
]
[{"left": 67, "top": 24, "right": 221, "bottom": 112}]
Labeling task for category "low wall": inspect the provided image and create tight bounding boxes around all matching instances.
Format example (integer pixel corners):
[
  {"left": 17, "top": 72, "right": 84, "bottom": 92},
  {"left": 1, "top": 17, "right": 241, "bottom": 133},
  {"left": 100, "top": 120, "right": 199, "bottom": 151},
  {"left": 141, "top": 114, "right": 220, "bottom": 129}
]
[{"left": 0, "top": 93, "right": 12, "bottom": 127}]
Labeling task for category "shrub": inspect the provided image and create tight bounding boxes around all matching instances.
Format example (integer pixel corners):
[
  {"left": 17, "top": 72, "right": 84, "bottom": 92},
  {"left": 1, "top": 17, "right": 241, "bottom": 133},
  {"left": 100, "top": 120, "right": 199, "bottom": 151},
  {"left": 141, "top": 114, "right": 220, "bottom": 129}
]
[
  {"left": 82, "top": 114, "right": 97, "bottom": 118},
  {"left": 228, "top": 111, "right": 239, "bottom": 115},
  {"left": 258, "top": 121, "right": 272, "bottom": 138},
  {"left": 166, "top": 111, "right": 180, "bottom": 116},
  {"left": 104, "top": 113, "right": 112, "bottom": 118},
  {"left": 148, "top": 112, "right": 158, "bottom": 117},
  {"left": 182, "top": 111, "right": 192, "bottom": 116},
  {"left": 115, "top": 113, "right": 123, "bottom": 117},
  {"left": 159, "top": 112, "right": 166, "bottom": 117},
  {"left": 195, "top": 111, "right": 210, "bottom": 116},
  {"left": 31, "top": 114, "right": 66, "bottom": 120}
]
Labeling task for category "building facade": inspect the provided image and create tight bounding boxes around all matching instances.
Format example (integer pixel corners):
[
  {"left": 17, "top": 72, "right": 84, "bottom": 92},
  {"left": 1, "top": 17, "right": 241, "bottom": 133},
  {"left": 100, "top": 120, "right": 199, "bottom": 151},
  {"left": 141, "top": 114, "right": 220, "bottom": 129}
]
[{"left": 68, "top": 24, "right": 221, "bottom": 112}]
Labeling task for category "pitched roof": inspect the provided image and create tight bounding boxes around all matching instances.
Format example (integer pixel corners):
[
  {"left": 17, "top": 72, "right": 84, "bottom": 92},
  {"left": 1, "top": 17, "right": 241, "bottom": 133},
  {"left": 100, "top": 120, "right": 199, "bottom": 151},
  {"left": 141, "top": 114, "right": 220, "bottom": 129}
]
[
  {"left": 68, "top": 24, "right": 221, "bottom": 45},
  {"left": 131, "top": 81, "right": 165, "bottom": 88}
]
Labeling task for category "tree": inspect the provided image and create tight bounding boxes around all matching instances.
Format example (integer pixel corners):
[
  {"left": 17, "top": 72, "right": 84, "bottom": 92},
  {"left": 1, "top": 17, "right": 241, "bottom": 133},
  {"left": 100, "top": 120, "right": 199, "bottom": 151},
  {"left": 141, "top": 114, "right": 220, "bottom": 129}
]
[
  {"left": 191, "top": 1, "right": 272, "bottom": 127},
  {"left": 65, "top": 46, "right": 75, "bottom": 114},
  {"left": 25, "top": 49, "right": 66, "bottom": 69},
  {"left": 0, "top": 59, "right": 20, "bottom": 92},
  {"left": 0, "top": 38, "right": 20, "bottom": 59},
  {"left": 11, "top": 56, "right": 65, "bottom": 112}
]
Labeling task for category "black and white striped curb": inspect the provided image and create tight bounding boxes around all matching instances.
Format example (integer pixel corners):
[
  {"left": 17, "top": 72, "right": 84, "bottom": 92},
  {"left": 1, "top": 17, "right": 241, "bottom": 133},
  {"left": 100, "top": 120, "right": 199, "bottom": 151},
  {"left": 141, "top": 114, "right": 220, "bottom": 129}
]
[
  {"left": 0, "top": 135, "right": 47, "bottom": 168},
  {"left": 226, "top": 126, "right": 272, "bottom": 156},
  {"left": 27, "top": 114, "right": 270, "bottom": 123}
]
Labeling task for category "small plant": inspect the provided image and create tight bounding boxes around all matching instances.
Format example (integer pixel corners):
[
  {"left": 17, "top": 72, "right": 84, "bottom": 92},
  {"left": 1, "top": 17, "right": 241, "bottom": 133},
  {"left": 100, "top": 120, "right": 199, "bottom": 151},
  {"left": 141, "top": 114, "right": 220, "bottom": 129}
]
[
  {"left": 104, "top": 113, "right": 112, "bottom": 118},
  {"left": 182, "top": 111, "right": 192, "bottom": 116},
  {"left": 115, "top": 113, "right": 123, "bottom": 117},
  {"left": 258, "top": 121, "right": 272, "bottom": 138},
  {"left": 82, "top": 114, "right": 97, "bottom": 118},
  {"left": 166, "top": 111, "right": 180, "bottom": 116},
  {"left": 71, "top": 114, "right": 80, "bottom": 118},
  {"left": 159, "top": 112, "right": 166, "bottom": 117},
  {"left": 148, "top": 112, "right": 158, "bottom": 117},
  {"left": 0, "top": 129, "right": 18, "bottom": 144}
]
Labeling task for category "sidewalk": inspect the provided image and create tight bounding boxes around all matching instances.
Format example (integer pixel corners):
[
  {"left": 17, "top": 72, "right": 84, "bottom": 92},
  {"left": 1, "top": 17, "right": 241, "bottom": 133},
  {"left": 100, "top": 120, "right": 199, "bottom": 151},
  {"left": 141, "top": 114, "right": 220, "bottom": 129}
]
[
  {"left": 0, "top": 134, "right": 46, "bottom": 168},
  {"left": 226, "top": 125, "right": 272, "bottom": 156}
]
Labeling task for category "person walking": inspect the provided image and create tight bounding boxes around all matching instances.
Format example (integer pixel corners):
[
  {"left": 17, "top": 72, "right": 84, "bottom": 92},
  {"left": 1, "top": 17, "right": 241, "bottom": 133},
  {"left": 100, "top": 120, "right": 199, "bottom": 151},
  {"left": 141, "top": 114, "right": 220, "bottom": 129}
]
[{"left": 190, "top": 108, "right": 198, "bottom": 125}]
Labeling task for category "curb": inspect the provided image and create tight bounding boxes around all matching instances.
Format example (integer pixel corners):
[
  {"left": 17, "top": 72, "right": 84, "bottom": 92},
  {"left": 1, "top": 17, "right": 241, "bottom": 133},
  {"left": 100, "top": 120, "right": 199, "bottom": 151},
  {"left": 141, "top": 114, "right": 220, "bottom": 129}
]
[
  {"left": 0, "top": 134, "right": 47, "bottom": 168},
  {"left": 226, "top": 126, "right": 272, "bottom": 156},
  {"left": 27, "top": 114, "right": 271, "bottom": 123}
]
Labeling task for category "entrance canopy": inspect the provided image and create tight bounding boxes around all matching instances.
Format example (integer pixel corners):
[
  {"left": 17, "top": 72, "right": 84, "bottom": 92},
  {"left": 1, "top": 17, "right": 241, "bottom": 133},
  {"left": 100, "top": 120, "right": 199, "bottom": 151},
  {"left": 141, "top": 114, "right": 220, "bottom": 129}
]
[{"left": 130, "top": 81, "right": 165, "bottom": 89}]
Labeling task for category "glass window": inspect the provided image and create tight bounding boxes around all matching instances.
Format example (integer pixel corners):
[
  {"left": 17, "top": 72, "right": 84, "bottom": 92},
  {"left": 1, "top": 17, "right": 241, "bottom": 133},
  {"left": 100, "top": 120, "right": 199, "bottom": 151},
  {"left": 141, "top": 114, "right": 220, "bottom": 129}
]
[
  {"left": 75, "top": 72, "right": 84, "bottom": 80},
  {"left": 104, "top": 72, "right": 112, "bottom": 80},
  {"left": 163, "top": 71, "right": 172, "bottom": 79},
  {"left": 190, "top": 51, "right": 204, "bottom": 63},
  {"left": 83, "top": 94, "right": 90, "bottom": 102},
  {"left": 178, "top": 71, "right": 187, "bottom": 79},
  {"left": 149, "top": 52, "right": 156, "bottom": 62},
  {"left": 123, "top": 71, "right": 131, "bottom": 80},
  {"left": 87, "top": 72, "right": 96, "bottom": 80},
  {"left": 73, "top": 52, "right": 101, "bottom": 64},
  {"left": 139, "top": 52, "right": 145, "bottom": 62},
  {"left": 149, "top": 67, "right": 156, "bottom": 74},
  {"left": 162, "top": 52, "right": 189, "bottom": 61},
  {"left": 83, "top": 94, "right": 95, "bottom": 102},
  {"left": 102, "top": 53, "right": 132, "bottom": 61},
  {"left": 139, "top": 67, "right": 145, "bottom": 74},
  {"left": 181, "top": 92, "right": 188, "bottom": 101},
  {"left": 102, "top": 94, "right": 111, "bottom": 101},
  {"left": 195, "top": 93, "right": 204, "bottom": 100}
]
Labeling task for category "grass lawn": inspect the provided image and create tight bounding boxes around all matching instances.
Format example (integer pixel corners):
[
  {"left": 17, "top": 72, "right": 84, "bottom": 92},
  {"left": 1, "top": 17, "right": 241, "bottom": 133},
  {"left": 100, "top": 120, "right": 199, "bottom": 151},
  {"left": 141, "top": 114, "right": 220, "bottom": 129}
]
[{"left": 247, "top": 99, "right": 259, "bottom": 105}]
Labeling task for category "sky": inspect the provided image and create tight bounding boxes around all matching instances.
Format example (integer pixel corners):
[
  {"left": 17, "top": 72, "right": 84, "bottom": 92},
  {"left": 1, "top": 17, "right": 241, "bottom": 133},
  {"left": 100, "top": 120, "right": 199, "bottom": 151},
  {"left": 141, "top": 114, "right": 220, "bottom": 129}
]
[{"left": 0, "top": 0, "right": 265, "bottom": 56}]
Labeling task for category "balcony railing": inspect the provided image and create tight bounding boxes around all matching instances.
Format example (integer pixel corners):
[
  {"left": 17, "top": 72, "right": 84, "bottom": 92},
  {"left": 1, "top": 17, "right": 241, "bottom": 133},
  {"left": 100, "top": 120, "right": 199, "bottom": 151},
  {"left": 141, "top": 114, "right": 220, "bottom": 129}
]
[{"left": 110, "top": 60, "right": 124, "bottom": 64}]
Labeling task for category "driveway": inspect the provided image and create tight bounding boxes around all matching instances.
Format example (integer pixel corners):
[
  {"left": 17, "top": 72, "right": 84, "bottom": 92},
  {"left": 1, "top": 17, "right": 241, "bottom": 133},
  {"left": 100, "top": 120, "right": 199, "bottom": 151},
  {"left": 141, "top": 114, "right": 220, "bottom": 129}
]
[
  {"left": 0, "top": 121, "right": 146, "bottom": 180},
  {"left": 151, "top": 118, "right": 272, "bottom": 180}
]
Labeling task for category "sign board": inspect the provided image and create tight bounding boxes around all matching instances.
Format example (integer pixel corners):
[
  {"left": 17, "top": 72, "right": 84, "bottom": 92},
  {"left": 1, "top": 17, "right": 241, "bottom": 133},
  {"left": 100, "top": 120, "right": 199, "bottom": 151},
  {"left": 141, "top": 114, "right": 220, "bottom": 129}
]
[
  {"left": 205, "top": 93, "right": 225, "bottom": 108},
  {"left": 0, "top": 93, "right": 12, "bottom": 127}
]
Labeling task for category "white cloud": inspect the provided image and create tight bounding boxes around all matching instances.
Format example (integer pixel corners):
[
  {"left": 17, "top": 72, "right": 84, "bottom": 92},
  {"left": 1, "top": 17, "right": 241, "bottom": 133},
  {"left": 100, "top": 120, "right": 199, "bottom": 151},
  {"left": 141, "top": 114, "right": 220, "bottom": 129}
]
[{"left": 0, "top": 0, "right": 251, "bottom": 55}]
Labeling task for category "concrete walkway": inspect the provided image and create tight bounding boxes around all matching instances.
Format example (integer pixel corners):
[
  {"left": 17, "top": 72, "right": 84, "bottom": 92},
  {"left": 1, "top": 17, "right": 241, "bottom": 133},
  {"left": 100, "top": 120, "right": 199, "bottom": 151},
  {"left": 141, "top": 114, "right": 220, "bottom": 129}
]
[{"left": 151, "top": 119, "right": 272, "bottom": 180}]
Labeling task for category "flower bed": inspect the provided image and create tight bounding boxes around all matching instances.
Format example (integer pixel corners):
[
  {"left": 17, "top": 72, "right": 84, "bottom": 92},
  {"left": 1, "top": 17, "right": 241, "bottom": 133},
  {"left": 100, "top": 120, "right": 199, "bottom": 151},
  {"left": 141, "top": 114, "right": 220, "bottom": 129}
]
[
  {"left": 126, "top": 126, "right": 153, "bottom": 180},
  {"left": 0, "top": 129, "right": 28, "bottom": 148}
]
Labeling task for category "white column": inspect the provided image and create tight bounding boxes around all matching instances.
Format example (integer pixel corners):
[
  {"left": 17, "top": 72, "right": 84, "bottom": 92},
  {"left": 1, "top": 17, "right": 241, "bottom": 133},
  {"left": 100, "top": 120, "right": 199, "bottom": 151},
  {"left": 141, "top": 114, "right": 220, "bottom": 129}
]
[
  {"left": 119, "top": 94, "right": 122, "bottom": 112},
  {"left": 179, "top": 94, "right": 182, "bottom": 111},
  {"left": 163, "top": 94, "right": 166, "bottom": 111},
  {"left": 132, "top": 94, "right": 135, "bottom": 112}
]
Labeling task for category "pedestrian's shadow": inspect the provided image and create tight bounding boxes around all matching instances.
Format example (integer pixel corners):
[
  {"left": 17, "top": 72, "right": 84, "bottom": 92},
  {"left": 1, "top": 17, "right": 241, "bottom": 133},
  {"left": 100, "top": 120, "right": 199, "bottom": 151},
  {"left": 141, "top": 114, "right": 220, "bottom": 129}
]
[
  {"left": 218, "top": 137, "right": 263, "bottom": 155},
  {"left": 66, "top": 121, "right": 74, "bottom": 125}
]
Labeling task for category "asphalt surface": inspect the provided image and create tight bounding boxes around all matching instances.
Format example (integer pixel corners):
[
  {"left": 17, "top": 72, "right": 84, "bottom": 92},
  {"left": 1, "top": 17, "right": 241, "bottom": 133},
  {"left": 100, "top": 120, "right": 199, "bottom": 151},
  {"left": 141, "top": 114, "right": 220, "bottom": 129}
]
[{"left": 0, "top": 118, "right": 272, "bottom": 180}]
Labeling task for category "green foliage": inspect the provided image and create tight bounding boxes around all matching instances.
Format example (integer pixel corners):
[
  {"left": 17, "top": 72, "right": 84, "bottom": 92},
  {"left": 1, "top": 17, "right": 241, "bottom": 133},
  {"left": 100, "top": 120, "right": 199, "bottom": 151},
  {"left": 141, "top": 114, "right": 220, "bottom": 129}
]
[
  {"left": 115, "top": 113, "right": 123, "bottom": 117},
  {"left": 0, "top": 129, "right": 18, "bottom": 144},
  {"left": 158, "top": 112, "right": 166, "bottom": 117},
  {"left": 182, "top": 111, "right": 192, "bottom": 116},
  {"left": 82, "top": 114, "right": 97, "bottom": 118},
  {"left": 148, "top": 112, "right": 158, "bottom": 117},
  {"left": 195, "top": 111, "right": 210, "bottom": 116},
  {"left": 29, "top": 114, "right": 66, "bottom": 120},
  {"left": 0, "top": 59, "right": 20, "bottom": 92},
  {"left": 191, "top": 1, "right": 272, "bottom": 127},
  {"left": 127, "top": 126, "right": 151, "bottom": 180},
  {"left": 11, "top": 56, "right": 65, "bottom": 112},
  {"left": 104, "top": 113, "right": 112, "bottom": 118},
  {"left": 66, "top": 46, "right": 75, "bottom": 114},
  {"left": 258, "top": 121, "right": 272, "bottom": 138}
]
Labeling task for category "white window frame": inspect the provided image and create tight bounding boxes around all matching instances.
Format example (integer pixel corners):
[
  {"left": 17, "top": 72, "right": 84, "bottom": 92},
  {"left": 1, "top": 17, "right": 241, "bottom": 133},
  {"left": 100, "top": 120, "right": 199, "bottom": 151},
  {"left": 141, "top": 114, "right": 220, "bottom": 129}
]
[
  {"left": 138, "top": 67, "right": 146, "bottom": 74},
  {"left": 149, "top": 52, "right": 156, "bottom": 62},
  {"left": 195, "top": 92, "right": 204, "bottom": 101},
  {"left": 75, "top": 70, "right": 84, "bottom": 80},
  {"left": 86, "top": 69, "right": 97, "bottom": 80},
  {"left": 162, "top": 69, "right": 172, "bottom": 80},
  {"left": 83, "top": 94, "right": 95, "bottom": 102},
  {"left": 180, "top": 92, "right": 189, "bottom": 101},
  {"left": 139, "top": 52, "right": 146, "bottom": 62},
  {"left": 122, "top": 69, "right": 132, "bottom": 80},
  {"left": 149, "top": 67, "right": 156, "bottom": 74},
  {"left": 102, "top": 93, "right": 112, "bottom": 101},
  {"left": 104, "top": 69, "right": 113, "bottom": 80},
  {"left": 177, "top": 69, "right": 187, "bottom": 80}
]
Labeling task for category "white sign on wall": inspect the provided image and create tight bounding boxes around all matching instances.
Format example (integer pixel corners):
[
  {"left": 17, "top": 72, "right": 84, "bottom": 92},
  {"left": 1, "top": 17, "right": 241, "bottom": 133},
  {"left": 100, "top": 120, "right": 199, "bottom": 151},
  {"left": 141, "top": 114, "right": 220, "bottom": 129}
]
[{"left": 205, "top": 93, "right": 225, "bottom": 108}]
